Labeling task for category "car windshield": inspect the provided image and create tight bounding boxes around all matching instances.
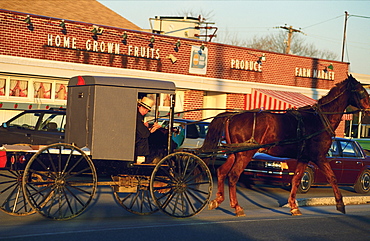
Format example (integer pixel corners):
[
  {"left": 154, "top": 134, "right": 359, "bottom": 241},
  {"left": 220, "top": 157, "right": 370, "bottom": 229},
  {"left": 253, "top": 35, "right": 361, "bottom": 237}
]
[
  {"left": 6, "top": 112, "right": 66, "bottom": 132},
  {"left": 7, "top": 112, "right": 39, "bottom": 130}
]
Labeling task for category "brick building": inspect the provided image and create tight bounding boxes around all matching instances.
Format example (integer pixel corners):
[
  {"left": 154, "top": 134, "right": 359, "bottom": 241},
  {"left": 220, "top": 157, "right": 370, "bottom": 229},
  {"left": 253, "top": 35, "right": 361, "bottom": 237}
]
[{"left": 0, "top": 1, "right": 352, "bottom": 136}]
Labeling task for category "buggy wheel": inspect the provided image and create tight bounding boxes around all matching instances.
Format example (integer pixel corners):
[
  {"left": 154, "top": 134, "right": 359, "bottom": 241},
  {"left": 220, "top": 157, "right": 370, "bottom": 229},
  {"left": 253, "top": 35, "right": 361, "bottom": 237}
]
[
  {"left": 150, "top": 152, "right": 213, "bottom": 218},
  {"left": 22, "top": 143, "right": 97, "bottom": 220},
  {"left": 0, "top": 168, "right": 35, "bottom": 216},
  {"left": 113, "top": 175, "right": 159, "bottom": 215}
]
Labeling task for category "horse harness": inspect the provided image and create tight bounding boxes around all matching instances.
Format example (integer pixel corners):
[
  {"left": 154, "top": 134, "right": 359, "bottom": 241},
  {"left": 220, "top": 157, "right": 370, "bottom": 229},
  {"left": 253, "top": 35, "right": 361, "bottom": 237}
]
[{"left": 218, "top": 79, "right": 367, "bottom": 157}]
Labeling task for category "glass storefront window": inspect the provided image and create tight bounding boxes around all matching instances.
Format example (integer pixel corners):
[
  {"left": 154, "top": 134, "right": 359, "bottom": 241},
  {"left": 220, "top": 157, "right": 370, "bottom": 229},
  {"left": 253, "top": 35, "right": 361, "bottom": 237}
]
[
  {"left": 55, "top": 83, "right": 67, "bottom": 100},
  {"left": 34, "top": 82, "right": 52, "bottom": 99},
  {"left": 10, "top": 79, "right": 28, "bottom": 97},
  {"left": 0, "top": 78, "right": 5, "bottom": 96}
]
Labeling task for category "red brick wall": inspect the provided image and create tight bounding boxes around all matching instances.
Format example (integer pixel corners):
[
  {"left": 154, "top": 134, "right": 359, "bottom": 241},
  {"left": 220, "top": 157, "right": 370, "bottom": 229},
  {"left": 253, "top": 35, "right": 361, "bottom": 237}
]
[
  {"left": 226, "top": 93, "right": 245, "bottom": 109},
  {"left": 183, "top": 90, "right": 203, "bottom": 120},
  {"left": 0, "top": 10, "right": 351, "bottom": 128},
  {"left": 335, "top": 121, "right": 345, "bottom": 138},
  {"left": 0, "top": 10, "right": 349, "bottom": 87}
]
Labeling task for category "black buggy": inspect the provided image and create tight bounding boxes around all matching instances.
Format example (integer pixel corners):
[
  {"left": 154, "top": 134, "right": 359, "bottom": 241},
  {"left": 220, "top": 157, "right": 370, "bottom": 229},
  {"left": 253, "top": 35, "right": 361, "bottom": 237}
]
[{"left": 0, "top": 76, "right": 213, "bottom": 220}]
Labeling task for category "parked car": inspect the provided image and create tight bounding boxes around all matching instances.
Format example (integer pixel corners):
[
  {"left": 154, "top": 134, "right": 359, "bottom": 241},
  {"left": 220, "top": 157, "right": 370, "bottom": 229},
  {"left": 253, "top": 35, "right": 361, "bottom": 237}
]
[
  {"left": 243, "top": 137, "right": 370, "bottom": 194},
  {"left": 0, "top": 108, "right": 66, "bottom": 145},
  {"left": 158, "top": 118, "right": 209, "bottom": 149}
]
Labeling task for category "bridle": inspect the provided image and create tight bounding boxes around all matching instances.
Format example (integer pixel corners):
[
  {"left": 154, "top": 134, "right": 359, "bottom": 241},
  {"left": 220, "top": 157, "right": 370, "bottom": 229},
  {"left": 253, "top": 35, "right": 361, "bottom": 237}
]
[{"left": 313, "top": 79, "right": 369, "bottom": 136}]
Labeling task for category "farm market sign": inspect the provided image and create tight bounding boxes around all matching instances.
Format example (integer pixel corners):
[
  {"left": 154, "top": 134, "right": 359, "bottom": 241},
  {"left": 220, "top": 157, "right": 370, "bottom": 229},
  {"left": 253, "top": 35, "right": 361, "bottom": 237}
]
[
  {"left": 46, "top": 34, "right": 160, "bottom": 59},
  {"left": 295, "top": 67, "right": 335, "bottom": 80}
]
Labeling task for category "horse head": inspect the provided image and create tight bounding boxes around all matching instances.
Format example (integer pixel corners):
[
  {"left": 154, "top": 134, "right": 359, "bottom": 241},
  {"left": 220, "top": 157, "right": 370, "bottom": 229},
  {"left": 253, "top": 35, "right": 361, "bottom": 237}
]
[{"left": 347, "top": 75, "right": 370, "bottom": 112}]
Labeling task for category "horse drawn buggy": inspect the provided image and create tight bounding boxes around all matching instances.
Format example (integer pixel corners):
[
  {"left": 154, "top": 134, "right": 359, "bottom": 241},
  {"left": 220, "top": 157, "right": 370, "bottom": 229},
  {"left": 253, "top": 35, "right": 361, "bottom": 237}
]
[
  {"left": 0, "top": 75, "right": 213, "bottom": 220},
  {"left": 0, "top": 75, "right": 369, "bottom": 220}
]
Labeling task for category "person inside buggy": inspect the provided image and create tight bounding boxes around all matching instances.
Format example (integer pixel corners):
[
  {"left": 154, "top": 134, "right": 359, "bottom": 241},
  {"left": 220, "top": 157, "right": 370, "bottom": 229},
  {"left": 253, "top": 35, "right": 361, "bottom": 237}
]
[{"left": 135, "top": 96, "right": 162, "bottom": 164}]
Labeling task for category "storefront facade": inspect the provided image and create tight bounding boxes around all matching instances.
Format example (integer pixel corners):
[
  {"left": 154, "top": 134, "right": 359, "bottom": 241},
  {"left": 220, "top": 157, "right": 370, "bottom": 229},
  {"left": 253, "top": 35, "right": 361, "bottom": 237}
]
[{"left": 0, "top": 9, "right": 350, "bottom": 135}]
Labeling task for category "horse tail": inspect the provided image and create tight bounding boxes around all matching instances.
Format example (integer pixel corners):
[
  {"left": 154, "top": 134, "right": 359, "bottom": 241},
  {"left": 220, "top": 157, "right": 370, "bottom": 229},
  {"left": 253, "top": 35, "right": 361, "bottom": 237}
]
[{"left": 200, "top": 112, "right": 236, "bottom": 151}]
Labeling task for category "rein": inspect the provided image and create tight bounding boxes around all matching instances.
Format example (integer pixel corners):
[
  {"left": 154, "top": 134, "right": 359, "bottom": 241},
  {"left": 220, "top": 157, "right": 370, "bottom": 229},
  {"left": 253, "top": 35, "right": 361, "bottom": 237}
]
[{"left": 313, "top": 104, "right": 336, "bottom": 137}]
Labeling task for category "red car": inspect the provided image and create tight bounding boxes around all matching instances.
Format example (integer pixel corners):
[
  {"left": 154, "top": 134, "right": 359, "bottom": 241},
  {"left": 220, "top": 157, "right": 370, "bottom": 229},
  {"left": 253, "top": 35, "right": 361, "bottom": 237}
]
[{"left": 243, "top": 137, "right": 370, "bottom": 194}]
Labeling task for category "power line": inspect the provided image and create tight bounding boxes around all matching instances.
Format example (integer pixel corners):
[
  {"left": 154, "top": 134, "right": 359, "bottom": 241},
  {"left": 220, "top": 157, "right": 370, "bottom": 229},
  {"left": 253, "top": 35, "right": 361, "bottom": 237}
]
[
  {"left": 350, "top": 14, "right": 370, "bottom": 19},
  {"left": 303, "top": 15, "right": 343, "bottom": 29}
]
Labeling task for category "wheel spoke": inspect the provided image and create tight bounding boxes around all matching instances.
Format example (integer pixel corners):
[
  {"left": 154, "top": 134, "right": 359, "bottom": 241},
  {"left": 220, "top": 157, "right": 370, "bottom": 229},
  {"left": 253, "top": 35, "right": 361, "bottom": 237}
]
[
  {"left": 0, "top": 169, "right": 35, "bottom": 216},
  {"left": 34, "top": 156, "right": 57, "bottom": 179},
  {"left": 1, "top": 182, "right": 18, "bottom": 208},
  {"left": 23, "top": 143, "right": 97, "bottom": 220},
  {"left": 150, "top": 152, "right": 212, "bottom": 218}
]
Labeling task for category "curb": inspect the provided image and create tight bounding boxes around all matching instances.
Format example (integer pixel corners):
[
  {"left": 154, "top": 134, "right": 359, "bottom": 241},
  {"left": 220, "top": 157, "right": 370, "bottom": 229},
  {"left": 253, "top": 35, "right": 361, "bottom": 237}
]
[{"left": 283, "top": 196, "right": 370, "bottom": 208}]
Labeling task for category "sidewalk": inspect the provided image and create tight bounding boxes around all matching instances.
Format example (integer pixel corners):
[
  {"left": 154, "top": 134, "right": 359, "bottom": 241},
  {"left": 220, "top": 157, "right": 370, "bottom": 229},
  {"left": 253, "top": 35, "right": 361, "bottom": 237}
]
[{"left": 283, "top": 195, "right": 370, "bottom": 207}]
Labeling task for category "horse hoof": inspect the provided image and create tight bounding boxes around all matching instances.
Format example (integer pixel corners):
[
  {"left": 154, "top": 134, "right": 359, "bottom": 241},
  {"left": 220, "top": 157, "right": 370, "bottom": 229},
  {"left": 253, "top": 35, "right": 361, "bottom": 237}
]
[
  {"left": 336, "top": 204, "right": 346, "bottom": 214},
  {"left": 291, "top": 208, "right": 302, "bottom": 216},
  {"left": 208, "top": 200, "right": 219, "bottom": 210},
  {"left": 236, "top": 210, "right": 246, "bottom": 217}
]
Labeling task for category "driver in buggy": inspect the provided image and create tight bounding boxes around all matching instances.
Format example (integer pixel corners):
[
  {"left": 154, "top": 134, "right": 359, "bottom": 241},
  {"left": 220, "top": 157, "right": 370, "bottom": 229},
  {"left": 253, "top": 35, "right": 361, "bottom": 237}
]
[{"left": 135, "top": 97, "right": 162, "bottom": 164}]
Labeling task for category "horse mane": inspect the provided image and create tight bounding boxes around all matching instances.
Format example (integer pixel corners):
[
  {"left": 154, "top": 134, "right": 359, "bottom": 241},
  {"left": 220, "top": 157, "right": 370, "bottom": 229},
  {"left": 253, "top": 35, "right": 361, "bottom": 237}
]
[{"left": 317, "top": 75, "right": 355, "bottom": 106}]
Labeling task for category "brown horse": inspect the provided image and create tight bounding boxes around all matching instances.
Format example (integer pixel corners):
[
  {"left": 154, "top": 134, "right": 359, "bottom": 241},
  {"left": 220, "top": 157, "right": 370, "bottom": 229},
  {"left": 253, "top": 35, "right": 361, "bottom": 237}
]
[{"left": 201, "top": 75, "right": 370, "bottom": 216}]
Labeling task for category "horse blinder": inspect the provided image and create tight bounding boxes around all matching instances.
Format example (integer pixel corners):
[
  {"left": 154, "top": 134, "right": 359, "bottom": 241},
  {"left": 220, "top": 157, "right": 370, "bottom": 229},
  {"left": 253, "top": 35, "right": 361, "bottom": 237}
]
[
  {"left": 351, "top": 89, "right": 367, "bottom": 100},
  {"left": 350, "top": 84, "right": 370, "bottom": 112}
]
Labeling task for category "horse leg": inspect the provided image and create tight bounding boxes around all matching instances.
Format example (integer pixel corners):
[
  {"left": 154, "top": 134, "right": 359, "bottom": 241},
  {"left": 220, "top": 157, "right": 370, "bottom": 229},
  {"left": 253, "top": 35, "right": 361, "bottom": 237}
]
[
  {"left": 288, "top": 161, "right": 308, "bottom": 216},
  {"left": 317, "top": 161, "right": 345, "bottom": 214},
  {"left": 209, "top": 153, "right": 236, "bottom": 210},
  {"left": 227, "top": 151, "right": 255, "bottom": 217}
]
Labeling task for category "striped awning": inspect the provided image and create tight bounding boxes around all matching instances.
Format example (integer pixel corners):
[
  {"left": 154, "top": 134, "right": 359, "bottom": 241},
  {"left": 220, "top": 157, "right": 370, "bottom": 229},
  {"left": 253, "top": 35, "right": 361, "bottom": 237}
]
[{"left": 245, "top": 89, "right": 317, "bottom": 110}]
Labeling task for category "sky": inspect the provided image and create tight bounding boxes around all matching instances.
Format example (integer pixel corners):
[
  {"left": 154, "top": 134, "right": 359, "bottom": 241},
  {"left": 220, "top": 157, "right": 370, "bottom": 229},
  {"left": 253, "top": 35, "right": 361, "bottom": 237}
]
[{"left": 98, "top": 0, "right": 370, "bottom": 75}]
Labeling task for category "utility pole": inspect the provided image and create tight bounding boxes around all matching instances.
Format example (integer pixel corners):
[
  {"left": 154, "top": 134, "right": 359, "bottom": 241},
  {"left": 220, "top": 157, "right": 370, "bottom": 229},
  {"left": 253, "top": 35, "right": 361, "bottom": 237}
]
[
  {"left": 278, "top": 25, "right": 305, "bottom": 54},
  {"left": 341, "top": 11, "right": 349, "bottom": 62}
]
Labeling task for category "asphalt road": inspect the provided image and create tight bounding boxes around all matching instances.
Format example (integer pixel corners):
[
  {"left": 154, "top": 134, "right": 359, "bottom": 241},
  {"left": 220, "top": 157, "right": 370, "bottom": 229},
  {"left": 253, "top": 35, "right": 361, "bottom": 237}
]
[{"left": 0, "top": 181, "right": 369, "bottom": 241}]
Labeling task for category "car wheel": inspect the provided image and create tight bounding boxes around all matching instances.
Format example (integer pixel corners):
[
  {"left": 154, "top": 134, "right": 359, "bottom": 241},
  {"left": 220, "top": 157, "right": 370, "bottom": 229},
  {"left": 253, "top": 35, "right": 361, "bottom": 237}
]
[
  {"left": 298, "top": 168, "right": 313, "bottom": 194},
  {"left": 354, "top": 169, "right": 370, "bottom": 194}
]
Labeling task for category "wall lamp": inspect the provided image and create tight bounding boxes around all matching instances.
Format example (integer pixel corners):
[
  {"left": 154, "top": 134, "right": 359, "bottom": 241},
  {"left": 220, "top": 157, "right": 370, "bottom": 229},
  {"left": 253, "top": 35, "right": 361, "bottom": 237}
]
[
  {"left": 122, "top": 31, "right": 128, "bottom": 45},
  {"left": 24, "top": 15, "right": 31, "bottom": 24},
  {"left": 91, "top": 25, "right": 104, "bottom": 35},
  {"left": 59, "top": 20, "right": 67, "bottom": 34},
  {"left": 174, "top": 40, "right": 181, "bottom": 52},
  {"left": 198, "top": 43, "right": 206, "bottom": 55},
  {"left": 149, "top": 36, "right": 155, "bottom": 48},
  {"left": 24, "top": 15, "right": 34, "bottom": 31},
  {"left": 59, "top": 20, "right": 66, "bottom": 28},
  {"left": 323, "top": 64, "right": 334, "bottom": 73},
  {"left": 91, "top": 25, "right": 104, "bottom": 40},
  {"left": 247, "top": 52, "right": 266, "bottom": 65}
]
